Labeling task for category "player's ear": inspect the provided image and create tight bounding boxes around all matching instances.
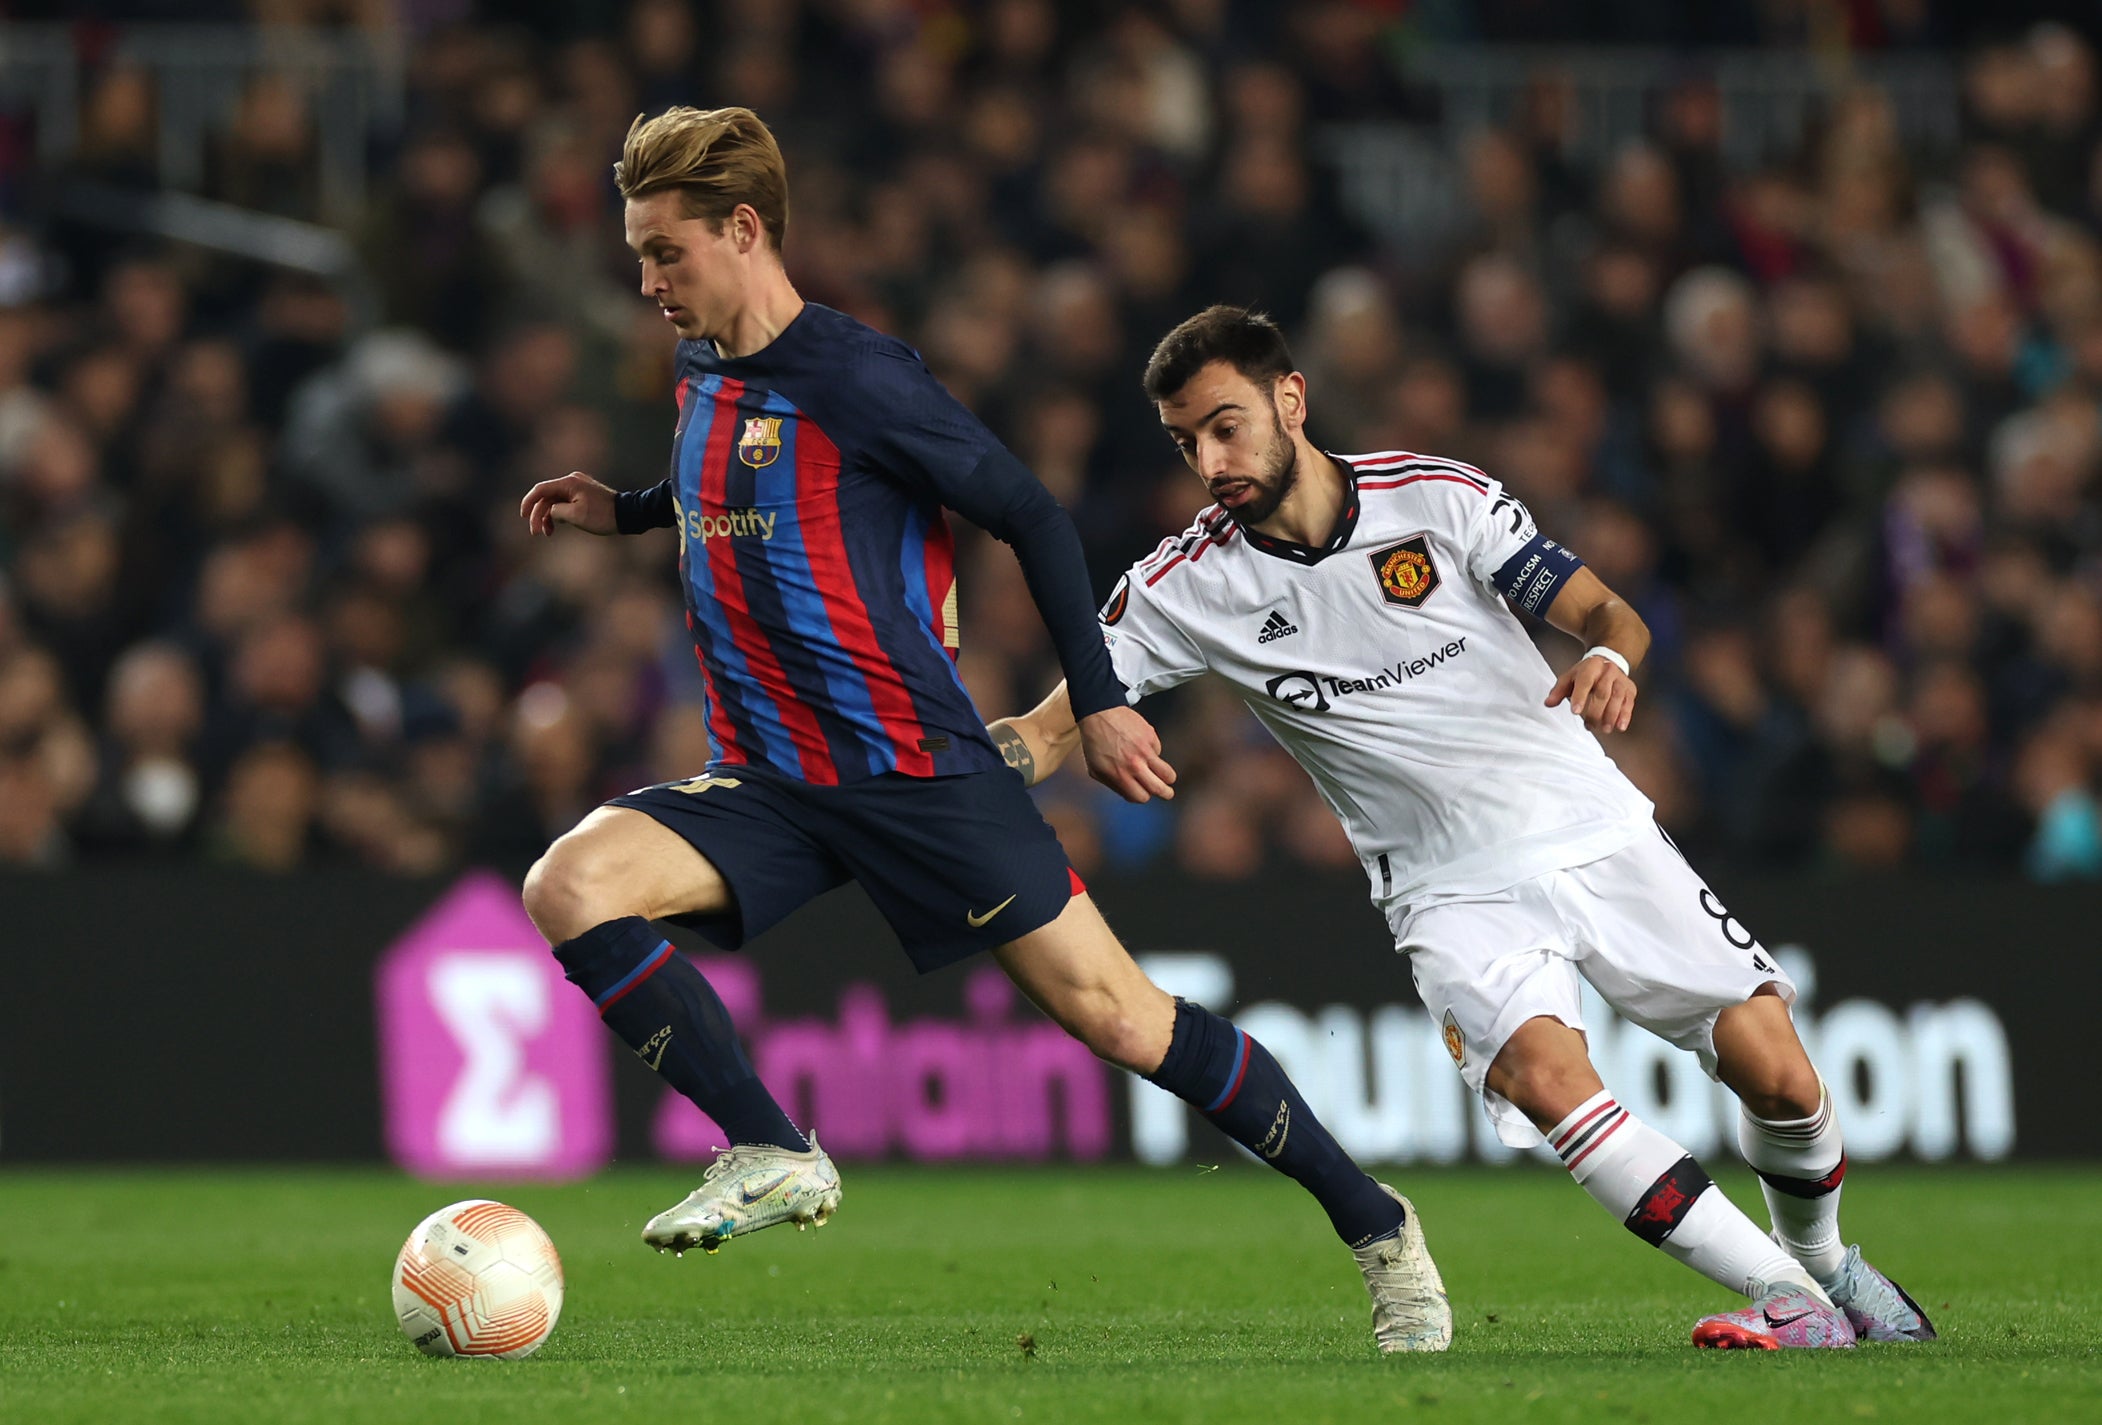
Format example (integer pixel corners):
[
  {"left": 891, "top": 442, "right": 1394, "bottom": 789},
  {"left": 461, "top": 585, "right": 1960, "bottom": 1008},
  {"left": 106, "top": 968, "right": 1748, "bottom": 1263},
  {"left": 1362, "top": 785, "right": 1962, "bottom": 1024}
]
[
  {"left": 1274, "top": 372, "right": 1308, "bottom": 431},
  {"left": 733, "top": 202, "right": 764, "bottom": 253}
]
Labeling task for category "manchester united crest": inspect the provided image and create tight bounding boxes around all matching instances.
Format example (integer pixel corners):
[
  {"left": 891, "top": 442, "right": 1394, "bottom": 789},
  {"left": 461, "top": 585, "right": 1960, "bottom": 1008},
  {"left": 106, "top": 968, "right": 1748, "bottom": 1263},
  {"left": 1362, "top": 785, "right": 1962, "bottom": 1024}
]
[
  {"left": 1442, "top": 1009, "right": 1465, "bottom": 1067},
  {"left": 1369, "top": 534, "right": 1440, "bottom": 609},
  {"left": 737, "top": 415, "right": 784, "bottom": 468}
]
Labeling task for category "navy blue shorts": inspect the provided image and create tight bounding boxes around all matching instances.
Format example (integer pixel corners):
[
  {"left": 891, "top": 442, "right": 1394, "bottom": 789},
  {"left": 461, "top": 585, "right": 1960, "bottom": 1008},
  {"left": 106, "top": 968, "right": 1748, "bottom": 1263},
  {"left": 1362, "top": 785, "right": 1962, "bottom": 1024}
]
[{"left": 606, "top": 765, "right": 1079, "bottom": 973}]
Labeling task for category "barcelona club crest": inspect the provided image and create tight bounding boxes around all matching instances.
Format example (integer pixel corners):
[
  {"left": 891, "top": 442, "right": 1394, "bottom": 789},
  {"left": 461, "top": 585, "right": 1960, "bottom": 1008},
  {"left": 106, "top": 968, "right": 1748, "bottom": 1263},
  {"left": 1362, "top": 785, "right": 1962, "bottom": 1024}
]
[
  {"left": 737, "top": 415, "right": 784, "bottom": 468},
  {"left": 1368, "top": 533, "right": 1440, "bottom": 609}
]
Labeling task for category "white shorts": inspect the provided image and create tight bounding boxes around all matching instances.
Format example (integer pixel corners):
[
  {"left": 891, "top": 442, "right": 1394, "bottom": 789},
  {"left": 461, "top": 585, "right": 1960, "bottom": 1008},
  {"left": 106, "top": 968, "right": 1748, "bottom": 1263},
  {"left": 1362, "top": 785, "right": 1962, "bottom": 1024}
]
[{"left": 1391, "top": 825, "right": 1794, "bottom": 1149}]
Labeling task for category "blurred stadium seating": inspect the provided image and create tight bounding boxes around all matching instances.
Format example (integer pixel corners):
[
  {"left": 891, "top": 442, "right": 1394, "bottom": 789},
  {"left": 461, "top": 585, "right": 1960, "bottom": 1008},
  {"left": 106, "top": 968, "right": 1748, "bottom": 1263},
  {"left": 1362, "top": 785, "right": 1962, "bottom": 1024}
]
[{"left": 2, "top": 1, "right": 2099, "bottom": 884}]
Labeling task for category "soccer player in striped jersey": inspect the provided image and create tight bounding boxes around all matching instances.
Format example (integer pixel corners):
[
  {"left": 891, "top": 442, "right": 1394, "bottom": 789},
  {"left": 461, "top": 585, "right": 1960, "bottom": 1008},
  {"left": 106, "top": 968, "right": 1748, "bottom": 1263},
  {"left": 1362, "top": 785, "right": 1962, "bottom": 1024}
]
[
  {"left": 996, "top": 306, "right": 1937, "bottom": 1351},
  {"left": 515, "top": 111, "right": 1450, "bottom": 1354}
]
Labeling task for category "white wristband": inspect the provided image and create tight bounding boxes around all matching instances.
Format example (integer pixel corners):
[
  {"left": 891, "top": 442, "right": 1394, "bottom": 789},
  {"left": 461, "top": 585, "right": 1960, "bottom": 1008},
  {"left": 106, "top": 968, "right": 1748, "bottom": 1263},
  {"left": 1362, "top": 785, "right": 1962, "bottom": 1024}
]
[{"left": 1583, "top": 645, "right": 1631, "bottom": 677}]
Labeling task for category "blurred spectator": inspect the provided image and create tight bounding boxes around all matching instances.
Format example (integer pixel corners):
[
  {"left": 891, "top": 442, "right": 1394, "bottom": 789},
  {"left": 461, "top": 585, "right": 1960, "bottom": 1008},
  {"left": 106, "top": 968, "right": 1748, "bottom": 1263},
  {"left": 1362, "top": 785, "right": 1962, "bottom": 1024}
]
[
  {"left": 75, "top": 641, "right": 208, "bottom": 857},
  {"left": 1299, "top": 268, "right": 1403, "bottom": 453},
  {"left": 1453, "top": 253, "right": 1549, "bottom": 421},
  {"left": 477, "top": 119, "right": 639, "bottom": 345},
  {"left": 205, "top": 74, "right": 322, "bottom": 221},
  {"left": 279, "top": 329, "right": 471, "bottom": 530},
  {"left": 212, "top": 741, "right": 320, "bottom": 871},
  {"left": 360, "top": 128, "right": 502, "bottom": 353}
]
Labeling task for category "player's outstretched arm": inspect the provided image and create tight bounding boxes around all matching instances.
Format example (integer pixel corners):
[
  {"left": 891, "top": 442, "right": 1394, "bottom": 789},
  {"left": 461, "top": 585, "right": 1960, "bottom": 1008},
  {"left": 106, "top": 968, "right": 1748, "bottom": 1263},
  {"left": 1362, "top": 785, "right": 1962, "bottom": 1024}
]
[
  {"left": 520, "top": 471, "right": 620, "bottom": 536},
  {"left": 986, "top": 684, "right": 1081, "bottom": 788},
  {"left": 1542, "top": 566, "right": 1650, "bottom": 735},
  {"left": 987, "top": 683, "right": 1176, "bottom": 802}
]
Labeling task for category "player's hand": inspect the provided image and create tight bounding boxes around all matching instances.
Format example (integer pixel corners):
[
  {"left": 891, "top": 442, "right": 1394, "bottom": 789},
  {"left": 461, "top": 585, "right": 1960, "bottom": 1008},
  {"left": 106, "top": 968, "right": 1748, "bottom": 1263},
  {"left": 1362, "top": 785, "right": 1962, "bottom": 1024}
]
[
  {"left": 519, "top": 472, "right": 619, "bottom": 536},
  {"left": 1077, "top": 706, "right": 1177, "bottom": 803},
  {"left": 1546, "top": 654, "right": 1637, "bottom": 734}
]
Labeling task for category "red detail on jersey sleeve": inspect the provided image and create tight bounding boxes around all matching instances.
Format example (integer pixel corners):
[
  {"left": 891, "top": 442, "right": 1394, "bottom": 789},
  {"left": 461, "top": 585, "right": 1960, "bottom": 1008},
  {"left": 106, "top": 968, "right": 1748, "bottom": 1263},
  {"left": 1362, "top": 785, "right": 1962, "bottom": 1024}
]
[
  {"left": 1356, "top": 473, "right": 1488, "bottom": 493},
  {"left": 1349, "top": 451, "right": 1490, "bottom": 482},
  {"left": 1141, "top": 505, "right": 1235, "bottom": 585},
  {"left": 1142, "top": 553, "right": 1187, "bottom": 586}
]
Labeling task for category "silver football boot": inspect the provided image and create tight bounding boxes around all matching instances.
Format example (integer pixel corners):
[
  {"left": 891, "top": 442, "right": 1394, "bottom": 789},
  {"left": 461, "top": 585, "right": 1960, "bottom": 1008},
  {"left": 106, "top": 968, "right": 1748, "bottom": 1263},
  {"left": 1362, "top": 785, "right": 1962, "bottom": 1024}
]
[
  {"left": 643, "top": 1137, "right": 842, "bottom": 1255},
  {"left": 1353, "top": 1185, "right": 1453, "bottom": 1353},
  {"left": 1818, "top": 1244, "right": 1938, "bottom": 1342}
]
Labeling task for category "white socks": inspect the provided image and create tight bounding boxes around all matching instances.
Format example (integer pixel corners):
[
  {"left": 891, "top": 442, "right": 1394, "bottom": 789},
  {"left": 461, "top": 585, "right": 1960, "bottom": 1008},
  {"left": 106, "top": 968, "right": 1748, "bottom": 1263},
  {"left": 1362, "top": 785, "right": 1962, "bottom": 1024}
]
[
  {"left": 1549, "top": 1090, "right": 1827, "bottom": 1302},
  {"left": 1738, "top": 1081, "right": 1849, "bottom": 1282}
]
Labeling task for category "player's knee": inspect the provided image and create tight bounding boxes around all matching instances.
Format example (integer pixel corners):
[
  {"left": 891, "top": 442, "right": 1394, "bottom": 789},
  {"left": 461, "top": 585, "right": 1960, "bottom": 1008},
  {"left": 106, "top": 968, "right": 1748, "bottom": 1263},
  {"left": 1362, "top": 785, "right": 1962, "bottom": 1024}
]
[
  {"left": 1484, "top": 1016, "right": 1602, "bottom": 1124},
  {"left": 523, "top": 836, "right": 631, "bottom": 944},
  {"left": 1087, "top": 1009, "right": 1162, "bottom": 1073},
  {"left": 1733, "top": 1056, "right": 1822, "bottom": 1121},
  {"left": 1047, "top": 992, "right": 1160, "bottom": 1072},
  {"left": 1490, "top": 1051, "right": 1603, "bottom": 1127}
]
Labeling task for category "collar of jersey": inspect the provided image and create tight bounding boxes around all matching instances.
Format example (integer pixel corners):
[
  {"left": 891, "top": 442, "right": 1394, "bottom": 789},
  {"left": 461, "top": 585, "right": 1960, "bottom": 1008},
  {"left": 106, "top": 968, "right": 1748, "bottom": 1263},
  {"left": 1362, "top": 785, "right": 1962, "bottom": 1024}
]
[
  {"left": 681, "top": 301, "right": 822, "bottom": 370},
  {"left": 1234, "top": 455, "right": 1362, "bottom": 566}
]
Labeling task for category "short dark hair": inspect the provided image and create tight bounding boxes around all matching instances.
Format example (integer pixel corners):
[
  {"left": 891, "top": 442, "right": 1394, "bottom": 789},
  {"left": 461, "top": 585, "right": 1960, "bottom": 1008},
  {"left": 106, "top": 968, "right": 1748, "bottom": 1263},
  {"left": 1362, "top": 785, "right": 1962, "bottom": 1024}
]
[{"left": 1142, "top": 305, "right": 1295, "bottom": 402}]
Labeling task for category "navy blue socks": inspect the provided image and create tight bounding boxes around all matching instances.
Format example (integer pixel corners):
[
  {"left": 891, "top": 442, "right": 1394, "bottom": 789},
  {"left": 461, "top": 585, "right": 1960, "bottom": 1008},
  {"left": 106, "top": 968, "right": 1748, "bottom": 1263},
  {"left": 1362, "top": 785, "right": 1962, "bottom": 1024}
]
[
  {"left": 555, "top": 929, "right": 1400, "bottom": 1246},
  {"left": 552, "top": 916, "right": 809, "bottom": 1152},
  {"left": 1146, "top": 999, "right": 1404, "bottom": 1247}
]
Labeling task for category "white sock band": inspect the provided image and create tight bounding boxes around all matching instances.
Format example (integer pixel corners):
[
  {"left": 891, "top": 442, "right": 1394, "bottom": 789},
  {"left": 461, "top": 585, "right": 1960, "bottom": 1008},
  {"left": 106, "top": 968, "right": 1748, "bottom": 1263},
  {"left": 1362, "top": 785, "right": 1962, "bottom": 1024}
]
[{"left": 1740, "top": 1082, "right": 1849, "bottom": 1281}]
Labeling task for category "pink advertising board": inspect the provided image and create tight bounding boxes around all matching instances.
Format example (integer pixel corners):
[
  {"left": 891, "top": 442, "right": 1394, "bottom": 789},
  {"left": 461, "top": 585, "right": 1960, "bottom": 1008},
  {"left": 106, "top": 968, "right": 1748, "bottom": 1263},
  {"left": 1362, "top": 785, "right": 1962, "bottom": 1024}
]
[
  {"left": 654, "top": 959, "right": 1111, "bottom": 1163},
  {"left": 375, "top": 870, "right": 612, "bottom": 1179},
  {"left": 374, "top": 874, "right": 1113, "bottom": 1173}
]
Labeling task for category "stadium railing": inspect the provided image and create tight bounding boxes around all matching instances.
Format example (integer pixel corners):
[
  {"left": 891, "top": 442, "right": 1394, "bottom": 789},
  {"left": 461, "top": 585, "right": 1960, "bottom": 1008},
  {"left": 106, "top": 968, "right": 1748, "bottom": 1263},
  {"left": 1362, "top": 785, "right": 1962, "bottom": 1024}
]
[{"left": 0, "top": 23, "right": 405, "bottom": 224}]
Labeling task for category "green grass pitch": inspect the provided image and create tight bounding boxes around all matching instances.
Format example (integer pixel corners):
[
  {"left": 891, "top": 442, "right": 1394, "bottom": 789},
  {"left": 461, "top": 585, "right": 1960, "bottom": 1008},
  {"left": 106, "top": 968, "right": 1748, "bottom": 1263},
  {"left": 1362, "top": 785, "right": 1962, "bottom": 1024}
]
[{"left": 1, "top": 1164, "right": 2096, "bottom": 1424}]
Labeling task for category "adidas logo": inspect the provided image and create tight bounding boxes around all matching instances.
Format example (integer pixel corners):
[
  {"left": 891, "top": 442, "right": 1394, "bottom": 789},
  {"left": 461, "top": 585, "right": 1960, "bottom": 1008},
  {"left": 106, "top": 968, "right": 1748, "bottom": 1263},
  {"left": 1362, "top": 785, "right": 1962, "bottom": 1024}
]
[{"left": 1256, "top": 609, "right": 1299, "bottom": 644}]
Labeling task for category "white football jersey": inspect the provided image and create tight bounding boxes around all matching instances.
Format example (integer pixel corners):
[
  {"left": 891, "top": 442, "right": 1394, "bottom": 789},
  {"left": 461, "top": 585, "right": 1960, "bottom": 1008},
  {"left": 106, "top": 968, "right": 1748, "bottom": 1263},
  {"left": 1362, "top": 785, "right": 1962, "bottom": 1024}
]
[{"left": 1101, "top": 451, "right": 1654, "bottom": 910}]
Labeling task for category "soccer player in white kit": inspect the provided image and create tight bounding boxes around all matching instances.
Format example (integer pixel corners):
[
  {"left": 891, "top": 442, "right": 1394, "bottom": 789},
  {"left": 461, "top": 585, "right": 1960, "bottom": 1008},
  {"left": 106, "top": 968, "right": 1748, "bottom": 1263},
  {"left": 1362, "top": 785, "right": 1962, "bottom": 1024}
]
[{"left": 995, "top": 306, "right": 1938, "bottom": 1351}]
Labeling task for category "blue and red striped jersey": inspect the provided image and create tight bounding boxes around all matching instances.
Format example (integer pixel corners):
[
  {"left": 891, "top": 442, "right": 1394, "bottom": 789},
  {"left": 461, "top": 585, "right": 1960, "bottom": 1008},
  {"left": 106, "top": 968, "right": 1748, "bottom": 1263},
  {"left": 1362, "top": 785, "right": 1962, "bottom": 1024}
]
[{"left": 617, "top": 303, "right": 1121, "bottom": 784}]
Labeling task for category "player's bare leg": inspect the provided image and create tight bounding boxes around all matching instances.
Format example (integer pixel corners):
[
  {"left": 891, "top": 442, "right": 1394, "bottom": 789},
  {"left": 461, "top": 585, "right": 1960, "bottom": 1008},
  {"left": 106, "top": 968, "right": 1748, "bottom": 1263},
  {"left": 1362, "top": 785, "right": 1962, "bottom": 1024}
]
[
  {"left": 525, "top": 809, "right": 840, "bottom": 1255},
  {"left": 524, "top": 806, "right": 732, "bottom": 942},
  {"left": 996, "top": 894, "right": 1451, "bottom": 1353},
  {"left": 1712, "top": 989, "right": 1937, "bottom": 1343},
  {"left": 1488, "top": 1015, "right": 1854, "bottom": 1348}
]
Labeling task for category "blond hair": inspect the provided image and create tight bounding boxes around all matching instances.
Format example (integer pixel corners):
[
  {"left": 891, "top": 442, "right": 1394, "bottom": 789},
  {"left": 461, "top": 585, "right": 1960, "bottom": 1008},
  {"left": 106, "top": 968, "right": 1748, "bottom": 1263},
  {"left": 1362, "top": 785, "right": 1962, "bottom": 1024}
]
[{"left": 614, "top": 106, "right": 789, "bottom": 250}]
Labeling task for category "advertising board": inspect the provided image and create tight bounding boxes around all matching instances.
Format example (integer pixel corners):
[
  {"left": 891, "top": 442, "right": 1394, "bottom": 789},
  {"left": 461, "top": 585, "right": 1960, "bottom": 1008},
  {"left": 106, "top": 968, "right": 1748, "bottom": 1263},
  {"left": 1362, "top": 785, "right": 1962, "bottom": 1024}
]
[{"left": 0, "top": 867, "right": 2086, "bottom": 1166}]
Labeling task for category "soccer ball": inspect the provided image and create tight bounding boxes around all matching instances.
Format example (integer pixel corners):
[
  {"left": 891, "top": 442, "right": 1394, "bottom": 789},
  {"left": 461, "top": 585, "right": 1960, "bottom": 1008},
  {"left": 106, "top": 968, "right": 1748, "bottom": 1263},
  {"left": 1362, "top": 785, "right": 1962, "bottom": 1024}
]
[{"left": 391, "top": 1199, "right": 565, "bottom": 1359}]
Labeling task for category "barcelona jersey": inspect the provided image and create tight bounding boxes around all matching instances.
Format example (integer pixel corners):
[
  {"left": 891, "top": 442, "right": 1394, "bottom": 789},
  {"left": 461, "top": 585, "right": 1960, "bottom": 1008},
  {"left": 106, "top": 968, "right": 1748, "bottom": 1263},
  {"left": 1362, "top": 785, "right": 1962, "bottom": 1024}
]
[{"left": 617, "top": 304, "right": 1116, "bottom": 784}]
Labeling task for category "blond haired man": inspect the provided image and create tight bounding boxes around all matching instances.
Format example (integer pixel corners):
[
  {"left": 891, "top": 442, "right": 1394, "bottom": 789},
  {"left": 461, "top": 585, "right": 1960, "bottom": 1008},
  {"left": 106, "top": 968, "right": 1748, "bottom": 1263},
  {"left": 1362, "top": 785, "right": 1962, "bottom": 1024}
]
[{"left": 516, "top": 109, "right": 1452, "bottom": 1354}]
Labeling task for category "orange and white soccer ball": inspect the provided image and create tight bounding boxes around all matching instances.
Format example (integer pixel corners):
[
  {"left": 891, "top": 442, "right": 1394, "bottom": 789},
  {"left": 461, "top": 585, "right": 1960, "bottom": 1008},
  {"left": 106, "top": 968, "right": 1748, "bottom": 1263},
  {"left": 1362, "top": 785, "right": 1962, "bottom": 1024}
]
[{"left": 391, "top": 1199, "right": 565, "bottom": 1359}]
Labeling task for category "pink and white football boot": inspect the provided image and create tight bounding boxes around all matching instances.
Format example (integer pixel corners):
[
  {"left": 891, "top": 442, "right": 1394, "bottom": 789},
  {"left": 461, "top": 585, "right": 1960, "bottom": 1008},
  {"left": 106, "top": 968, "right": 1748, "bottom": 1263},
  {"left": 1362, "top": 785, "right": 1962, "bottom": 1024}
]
[{"left": 1692, "top": 1279, "right": 1857, "bottom": 1350}]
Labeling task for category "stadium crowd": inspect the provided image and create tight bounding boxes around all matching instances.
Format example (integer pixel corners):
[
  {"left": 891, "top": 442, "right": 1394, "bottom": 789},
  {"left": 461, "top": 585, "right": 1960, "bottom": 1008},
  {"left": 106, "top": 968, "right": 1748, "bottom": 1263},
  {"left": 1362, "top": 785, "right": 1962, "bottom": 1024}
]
[{"left": 3, "top": 1, "right": 2101, "bottom": 886}]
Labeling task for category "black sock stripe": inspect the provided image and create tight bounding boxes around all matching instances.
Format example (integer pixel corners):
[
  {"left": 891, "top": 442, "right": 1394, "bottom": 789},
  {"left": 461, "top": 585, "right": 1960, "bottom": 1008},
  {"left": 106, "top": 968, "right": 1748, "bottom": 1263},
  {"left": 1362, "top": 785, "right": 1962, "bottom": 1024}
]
[
  {"left": 1623, "top": 1156, "right": 1714, "bottom": 1246},
  {"left": 1556, "top": 1108, "right": 1626, "bottom": 1164},
  {"left": 1755, "top": 1155, "right": 1848, "bottom": 1199}
]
